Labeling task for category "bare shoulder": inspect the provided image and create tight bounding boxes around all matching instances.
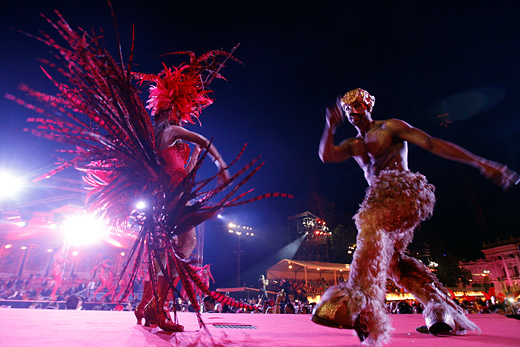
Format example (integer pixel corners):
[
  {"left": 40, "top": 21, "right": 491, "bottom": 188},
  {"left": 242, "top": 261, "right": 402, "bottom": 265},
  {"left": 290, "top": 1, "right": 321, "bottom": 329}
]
[
  {"left": 338, "top": 136, "right": 365, "bottom": 156},
  {"left": 339, "top": 136, "right": 362, "bottom": 148},
  {"left": 380, "top": 118, "right": 413, "bottom": 132}
]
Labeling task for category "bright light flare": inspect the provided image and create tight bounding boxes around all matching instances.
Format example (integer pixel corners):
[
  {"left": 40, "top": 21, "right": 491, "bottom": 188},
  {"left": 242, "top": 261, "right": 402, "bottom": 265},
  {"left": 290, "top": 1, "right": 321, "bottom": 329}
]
[
  {"left": 61, "top": 214, "right": 109, "bottom": 246},
  {"left": 106, "top": 238, "right": 123, "bottom": 248},
  {"left": 0, "top": 172, "right": 24, "bottom": 199},
  {"left": 136, "top": 201, "right": 146, "bottom": 210}
]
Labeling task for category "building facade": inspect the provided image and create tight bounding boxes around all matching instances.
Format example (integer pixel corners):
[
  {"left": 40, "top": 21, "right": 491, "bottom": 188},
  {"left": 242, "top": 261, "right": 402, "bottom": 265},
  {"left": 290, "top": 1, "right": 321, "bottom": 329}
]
[{"left": 460, "top": 236, "right": 520, "bottom": 293}]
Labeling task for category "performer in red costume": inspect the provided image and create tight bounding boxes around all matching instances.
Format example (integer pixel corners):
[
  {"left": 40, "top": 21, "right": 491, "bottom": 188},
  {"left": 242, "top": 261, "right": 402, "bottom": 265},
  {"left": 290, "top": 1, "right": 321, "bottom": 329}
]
[
  {"left": 50, "top": 248, "right": 68, "bottom": 300},
  {"left": 312, "top": 88, "right": 519, "bottom": 346},
  {"left": 8, "top": 9, "right": 290, "bottom": 332},
  {"left": 132, "top": 65, "right": 231, "bottom": 331},
  {"left": 92, "top": 258, "right": 114, "bottom": 301}
]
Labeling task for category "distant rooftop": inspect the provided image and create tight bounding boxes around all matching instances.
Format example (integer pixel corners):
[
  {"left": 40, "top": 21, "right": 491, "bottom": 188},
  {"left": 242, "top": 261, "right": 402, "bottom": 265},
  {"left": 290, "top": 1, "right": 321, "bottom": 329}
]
[{"left": 482, "top": 236, "right": 520, "bottom": 249}]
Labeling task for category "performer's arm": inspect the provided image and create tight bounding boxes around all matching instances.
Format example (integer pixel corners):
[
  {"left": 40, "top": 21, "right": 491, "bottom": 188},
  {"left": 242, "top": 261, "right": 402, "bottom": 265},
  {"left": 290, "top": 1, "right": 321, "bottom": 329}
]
[
  {"left": 185, "top": 145, "right": 201, "bottom": 173},
  {"left": 319, "top": 102, "right": 353, "bottom": 163},
  {"left": 391, "top": 119, "right": 520, "bottom": 189},
  {"left": 163, "top": 126, "right": 231, "bottom": 182}
]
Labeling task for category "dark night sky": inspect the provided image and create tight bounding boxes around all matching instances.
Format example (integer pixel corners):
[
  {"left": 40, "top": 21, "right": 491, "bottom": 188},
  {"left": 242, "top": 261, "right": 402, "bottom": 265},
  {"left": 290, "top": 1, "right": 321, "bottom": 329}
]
[{"left": 1, "top": 1, "right": 520, "bottom": 287}]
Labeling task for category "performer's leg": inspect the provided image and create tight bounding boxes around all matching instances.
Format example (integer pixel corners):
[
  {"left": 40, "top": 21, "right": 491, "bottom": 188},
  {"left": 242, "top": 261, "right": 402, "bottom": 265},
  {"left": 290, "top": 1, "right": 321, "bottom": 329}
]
[
  {"left": 143, "top": 229, "right": 197, "bottom": 333},
  {"left": 50, "top": 274, "right": 61, "bottom": 300},
  {"left": 389, "top": 252, "right": 479, "bottom": 334},
  {"left": 100, "top": 282, "right": 116, "bottom": 302},
  {"left": 92, "top": 276, "right": 108, "bottom": 301},
  {"left": 177, "top": 227, "right": 197, "bottom": 261},
  {"left": 135, "top": 280, "right": 153, "bottom": 325},
  {"left": 313, "top": 219, "right": 394, "bottom": 346},
  {"left": 144, "top": 275, "right": 184, "bottom": 331}
]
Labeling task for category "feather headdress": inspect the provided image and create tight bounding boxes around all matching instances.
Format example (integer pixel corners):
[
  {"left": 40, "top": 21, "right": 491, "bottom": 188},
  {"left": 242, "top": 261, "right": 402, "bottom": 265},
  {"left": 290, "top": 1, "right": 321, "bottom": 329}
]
[{"left": 135, "top": 47, "right": 242, "bottom": 125}]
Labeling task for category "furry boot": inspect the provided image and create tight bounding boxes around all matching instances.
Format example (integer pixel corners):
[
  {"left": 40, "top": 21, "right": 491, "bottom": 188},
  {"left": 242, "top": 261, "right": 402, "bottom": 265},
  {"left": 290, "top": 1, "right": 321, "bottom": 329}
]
[
  {"left": 313, "top": 223, "right": 394, "bottom": 346},
  {"left": 389, "top": 253, "right": 480, "bottom": 335}
]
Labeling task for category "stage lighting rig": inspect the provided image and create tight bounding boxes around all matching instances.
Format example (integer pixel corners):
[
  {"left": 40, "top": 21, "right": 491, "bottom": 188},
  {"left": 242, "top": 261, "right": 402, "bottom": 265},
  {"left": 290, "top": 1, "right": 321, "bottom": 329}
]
[{"left": 227, "top": 221, "right": 254, "bottom": 287}]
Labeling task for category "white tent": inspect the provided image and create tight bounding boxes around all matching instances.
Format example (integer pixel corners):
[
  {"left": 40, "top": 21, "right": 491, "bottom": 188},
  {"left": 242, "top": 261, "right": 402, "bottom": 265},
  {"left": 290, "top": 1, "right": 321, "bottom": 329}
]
[{"left": 266, "top": 259, "right": 350, "bottom": 286}]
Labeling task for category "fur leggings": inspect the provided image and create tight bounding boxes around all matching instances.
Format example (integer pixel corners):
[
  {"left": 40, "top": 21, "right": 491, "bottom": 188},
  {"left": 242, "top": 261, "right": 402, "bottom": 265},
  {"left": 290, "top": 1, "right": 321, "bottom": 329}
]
[{"left": 325, "top": 170, "right": 478, "bottom": 345}]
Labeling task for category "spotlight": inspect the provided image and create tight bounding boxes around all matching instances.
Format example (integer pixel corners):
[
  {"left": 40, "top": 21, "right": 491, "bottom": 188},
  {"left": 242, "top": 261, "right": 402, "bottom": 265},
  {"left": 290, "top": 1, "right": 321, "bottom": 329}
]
[
  {"left": 106, "top": 239, "right": 123, "bottom": 248},
  {"left": 4, "top": 244, "right": 12, "bottom": 249},
  {"left": 21, "top": 246, "right": 27, "bottom": 250},
  {"left": 16, "top": 221, "right": 27, "bottom": 227},
  {"left": 136, "top": 201, "right": 146, "bottom": 210},
  {"left": 72, "top": 250, "right": 79, "bottom": 256},
  {"left": 217, "top": 214, "right": 223, "bottom": 219},
  {"left": 61, "top": 213, "right": 109, "bottom": 246},
  {"left": 0, "top": 171, "right": 24, "bottom": 199}
]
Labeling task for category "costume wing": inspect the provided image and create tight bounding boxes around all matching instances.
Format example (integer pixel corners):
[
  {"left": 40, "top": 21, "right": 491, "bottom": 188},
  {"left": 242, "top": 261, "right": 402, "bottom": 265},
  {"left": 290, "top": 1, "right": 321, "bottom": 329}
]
[{"left": 7, "top": 11, "right": 165, "bottom": 231}]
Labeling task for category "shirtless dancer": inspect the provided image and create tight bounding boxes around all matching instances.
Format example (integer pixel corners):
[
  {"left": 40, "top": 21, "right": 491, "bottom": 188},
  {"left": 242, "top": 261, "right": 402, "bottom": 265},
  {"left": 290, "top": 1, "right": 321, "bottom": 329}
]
[{"left": 312, "top": 88, "right": 519, "bottom": 346}]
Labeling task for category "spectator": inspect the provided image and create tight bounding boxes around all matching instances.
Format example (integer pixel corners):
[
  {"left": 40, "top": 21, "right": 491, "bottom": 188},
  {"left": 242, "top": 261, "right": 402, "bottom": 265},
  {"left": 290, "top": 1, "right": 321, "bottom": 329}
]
[
  {"left": 284, "top": 303, "right": 295, "bottom": 314},
  {"left": 203, "top": 296, "right": 216, "bottom": 313}
]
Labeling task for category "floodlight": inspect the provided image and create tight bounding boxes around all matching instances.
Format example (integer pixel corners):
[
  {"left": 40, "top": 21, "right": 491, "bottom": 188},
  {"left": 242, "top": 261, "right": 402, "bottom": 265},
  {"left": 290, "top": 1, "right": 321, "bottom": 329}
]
[
  {"left": 0, "top": 172, "right": 24, "bottom": 199},
  {"left": 61, "top": 214, "right": 109, "bottom": 246}
]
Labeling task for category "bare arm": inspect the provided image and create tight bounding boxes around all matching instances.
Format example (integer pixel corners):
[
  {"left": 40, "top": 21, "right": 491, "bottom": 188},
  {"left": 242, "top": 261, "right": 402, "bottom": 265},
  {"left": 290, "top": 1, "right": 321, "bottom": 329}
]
[
  {"left": 390, "top": 119, "right": 520, "bottom": 190},
  {"left": 185, "top": 145, "right": 201, "bottom": 173},
  {"left": 319, "top": 102, "right": 354, "bottom": 163},
  {"left": 161, "top": 125, "right": 231, "bottom": 182}
]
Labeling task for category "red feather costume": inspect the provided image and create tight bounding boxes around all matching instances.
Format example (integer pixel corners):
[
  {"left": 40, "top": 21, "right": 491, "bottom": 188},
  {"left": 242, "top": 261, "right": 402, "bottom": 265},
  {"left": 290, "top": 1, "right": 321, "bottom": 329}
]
[{"left": 8, "top": 10, "right": 292, "bottom": 330}]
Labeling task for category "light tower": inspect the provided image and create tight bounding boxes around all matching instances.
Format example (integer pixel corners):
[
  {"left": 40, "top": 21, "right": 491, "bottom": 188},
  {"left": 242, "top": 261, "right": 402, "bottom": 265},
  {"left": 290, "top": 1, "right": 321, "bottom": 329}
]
[
  {"left": 227, "top": 222, "right": 254, "bottom": 287},
  {"left": 288, "top": 211, "right": 331, "bottom": 261}
]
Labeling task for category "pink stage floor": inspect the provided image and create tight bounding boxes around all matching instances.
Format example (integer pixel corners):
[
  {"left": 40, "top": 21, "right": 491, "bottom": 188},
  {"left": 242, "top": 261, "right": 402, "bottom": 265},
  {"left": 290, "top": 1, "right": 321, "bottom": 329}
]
[{"left": 1, "top": 309, "right": 519, "bottom": 346}]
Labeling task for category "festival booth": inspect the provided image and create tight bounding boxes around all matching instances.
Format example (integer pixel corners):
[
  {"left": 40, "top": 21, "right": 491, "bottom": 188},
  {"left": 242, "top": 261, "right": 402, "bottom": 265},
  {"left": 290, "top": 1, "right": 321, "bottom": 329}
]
[{"left": 265, "top": 259, "right": 350, "bottom": 286}]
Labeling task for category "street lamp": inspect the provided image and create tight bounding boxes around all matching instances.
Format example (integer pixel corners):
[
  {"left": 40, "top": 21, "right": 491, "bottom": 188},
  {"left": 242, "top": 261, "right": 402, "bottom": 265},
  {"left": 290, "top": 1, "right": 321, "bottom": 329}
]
[{"left": 228, "top": 222, "right": 254, "bottom": 287}]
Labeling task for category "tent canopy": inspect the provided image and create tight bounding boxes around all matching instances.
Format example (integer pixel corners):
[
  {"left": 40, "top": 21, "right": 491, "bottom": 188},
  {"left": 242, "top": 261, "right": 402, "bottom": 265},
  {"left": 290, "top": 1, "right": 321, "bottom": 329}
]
[{"left": 266, "top": 259, "right": 350, "bottom": 284}]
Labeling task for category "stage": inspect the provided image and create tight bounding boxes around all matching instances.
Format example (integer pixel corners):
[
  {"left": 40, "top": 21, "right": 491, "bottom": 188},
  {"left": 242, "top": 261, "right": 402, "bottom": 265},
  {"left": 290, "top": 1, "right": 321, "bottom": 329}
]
[{"left": 1, "top": 309, "right": 519, "bottom": 346}]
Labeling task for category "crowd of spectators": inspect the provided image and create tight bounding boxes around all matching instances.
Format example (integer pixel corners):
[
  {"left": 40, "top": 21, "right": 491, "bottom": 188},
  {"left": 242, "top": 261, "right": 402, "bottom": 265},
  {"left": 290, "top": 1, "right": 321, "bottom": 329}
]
[
  {"left": 0, "top": 274, "right": 145, "bottom": 304},
  {"left": 2, "top": 274, "right": 519, "bottom": 316},
  {"left": 266, "top": 277, "right": 345, "bottom": 301}
]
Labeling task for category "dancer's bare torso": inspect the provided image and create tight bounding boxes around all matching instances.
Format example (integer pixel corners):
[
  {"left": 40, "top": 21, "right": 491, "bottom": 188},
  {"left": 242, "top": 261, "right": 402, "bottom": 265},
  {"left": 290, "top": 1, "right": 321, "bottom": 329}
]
[{"left": 340, "top": 119, "right": 409, "bottom": 185}]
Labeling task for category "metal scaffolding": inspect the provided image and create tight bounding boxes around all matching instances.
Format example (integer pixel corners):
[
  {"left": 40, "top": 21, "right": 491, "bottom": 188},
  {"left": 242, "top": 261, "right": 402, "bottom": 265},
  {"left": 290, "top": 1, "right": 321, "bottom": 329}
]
[{"left": 287, "top": 211, "right": 330, "bottom": 262}]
